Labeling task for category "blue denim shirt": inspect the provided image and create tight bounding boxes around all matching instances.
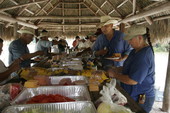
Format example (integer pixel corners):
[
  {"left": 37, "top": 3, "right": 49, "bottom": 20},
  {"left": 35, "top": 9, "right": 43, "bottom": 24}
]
[
  {"left": 8, "top": 38, "right": 30, "bottom": 68},
  {"left": 121, "top": 46, "right": 155, "bottom": 101},
  {"left": 92, "top": 30, "right": 132, "bottom": 67}
]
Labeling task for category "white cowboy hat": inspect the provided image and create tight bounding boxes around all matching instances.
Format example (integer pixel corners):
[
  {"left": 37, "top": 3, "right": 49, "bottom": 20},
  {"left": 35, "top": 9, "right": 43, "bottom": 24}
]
[
  {"left": 124, "top": 25, "right": 146, "bottom": 40},
  {"left": 37, "top": 32, "right": 49, "bottom": 39},
  {"left": 99, "top": 16, "right": 118, "bottom": 28},
  {"left": 17, "top": 27, "right": 35, "bottom": 35}
]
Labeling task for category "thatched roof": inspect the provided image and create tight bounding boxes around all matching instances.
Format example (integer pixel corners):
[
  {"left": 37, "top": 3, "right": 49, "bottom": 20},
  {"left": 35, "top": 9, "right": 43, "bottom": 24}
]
[{"left": 0, "top": 0, "right": 170, "bottom": 42}]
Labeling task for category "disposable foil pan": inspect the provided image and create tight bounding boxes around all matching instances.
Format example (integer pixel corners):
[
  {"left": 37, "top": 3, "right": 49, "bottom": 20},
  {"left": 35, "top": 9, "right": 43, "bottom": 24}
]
[
  {"left": 11, "top": 86, "right": 91, "bottom": 105},
  {"left": 49, "top": 76, "right": 88, "bottom": 85},
  {"left": 3, "top": 101, "right": 97, "bottom": 113}
]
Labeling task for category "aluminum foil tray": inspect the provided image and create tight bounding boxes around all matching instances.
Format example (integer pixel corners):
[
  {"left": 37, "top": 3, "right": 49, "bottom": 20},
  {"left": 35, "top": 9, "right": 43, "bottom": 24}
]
[
  {"left": 11, "top": 86, "right": 91, "bottom": 105},
  {"left": 3, "top": 101, "right": 97, "bottom": 113},
  {"left": 50, "top": 76, "right": 88, "bottom": 85}
]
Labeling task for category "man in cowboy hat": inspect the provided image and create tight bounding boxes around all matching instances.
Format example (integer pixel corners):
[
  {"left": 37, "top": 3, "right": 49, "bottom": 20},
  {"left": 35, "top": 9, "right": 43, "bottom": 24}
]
[
  {"left": 8, "top": 27, "right": 44, "bottom": 68},
  {"left": 35, "top": 31, "right": 59, "bottom": 54},
  {"left": 92, "top": 16, "right": 132, "bottom": 68}
]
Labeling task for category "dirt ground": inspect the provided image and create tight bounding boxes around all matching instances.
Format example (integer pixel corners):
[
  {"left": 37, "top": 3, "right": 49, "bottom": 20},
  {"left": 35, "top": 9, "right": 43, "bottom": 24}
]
[{"left": 150, "top": 101, "right": 168, "bottom": 113}]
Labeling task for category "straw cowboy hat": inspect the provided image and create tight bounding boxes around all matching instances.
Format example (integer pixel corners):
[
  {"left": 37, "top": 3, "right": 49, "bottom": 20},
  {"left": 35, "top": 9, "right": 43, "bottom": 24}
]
[
  {"left": 99, "top": 16, "right": 118, "bottom": 28},
  {"left": 17, "top": 27, "right": 35, "bottom": 35},
  {"left": 124, "top": 25, "right": 146, "bottom": 40},
  {"left": 37, "top": 32, "right": 49, "bottom": 39}
]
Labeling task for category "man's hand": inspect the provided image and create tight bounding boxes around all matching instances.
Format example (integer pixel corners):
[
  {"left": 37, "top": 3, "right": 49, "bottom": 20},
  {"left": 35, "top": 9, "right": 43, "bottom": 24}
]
[{"left": 107, "top": 68, "right": 117, "bottom": 78}]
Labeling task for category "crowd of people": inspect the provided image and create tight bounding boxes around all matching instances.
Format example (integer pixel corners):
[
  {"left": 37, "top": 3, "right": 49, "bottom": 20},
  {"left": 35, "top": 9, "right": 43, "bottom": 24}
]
[{"left": 0, "top": 15, "right": 155, "bottom": 113}]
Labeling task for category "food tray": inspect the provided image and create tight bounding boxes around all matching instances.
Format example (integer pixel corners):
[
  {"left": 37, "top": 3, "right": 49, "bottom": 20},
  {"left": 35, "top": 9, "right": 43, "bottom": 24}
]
[
  {"left": 50, "top": 76, "right": 88, "bottom": 85},
  {"left": 11, "top": 86, "right": 91, "bottom": 105},
  {"left": 3, "top": 101, "right": 97, "bottom": 113}
]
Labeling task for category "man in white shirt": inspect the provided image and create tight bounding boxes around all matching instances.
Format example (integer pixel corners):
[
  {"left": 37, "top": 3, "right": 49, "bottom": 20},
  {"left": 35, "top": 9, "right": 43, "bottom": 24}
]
[
  {"left": 0, "top": 38, "right": 21, "bottom": 84},
  {"left": 36, "top": 32, "right": 59, "bottom": 54}
]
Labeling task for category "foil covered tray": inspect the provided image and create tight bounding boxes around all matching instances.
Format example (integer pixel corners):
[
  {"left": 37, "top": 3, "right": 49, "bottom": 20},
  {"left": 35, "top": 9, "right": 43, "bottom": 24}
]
[
  {"left": 3, "top": 101, "right": 97, "bottom": 113},
  {"left": 49, "top": 76, "right": 88, "bottom": 85},
  {"left": 11, "top": 86, "right": 91, "bottom": 105}
]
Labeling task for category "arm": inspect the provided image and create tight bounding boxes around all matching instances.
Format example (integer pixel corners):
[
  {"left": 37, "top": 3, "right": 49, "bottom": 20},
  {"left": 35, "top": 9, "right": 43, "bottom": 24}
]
[
  {"left": 108, "top": 70, "right": 137, "bottom": 85},
  {"left": 0, "top": 59, "right": 21, "bottom": 82},
  {"left": 20, "top": 51, "right": 44, "bottom": 60}
]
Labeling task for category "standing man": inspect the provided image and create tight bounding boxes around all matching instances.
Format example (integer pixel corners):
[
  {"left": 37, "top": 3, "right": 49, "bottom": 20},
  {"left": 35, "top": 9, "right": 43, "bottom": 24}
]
[
  {"left": 72, "top": 36, "right": 80, "bottom": 50},
  {"left": 36, "top": 32, "right": 59, "bottom": 54},
  {"left": 9, "top": 27, "right": 44, "bottom": 68},
  {"left": 92, "top": 16, "right": 131, "bottom": 68}
]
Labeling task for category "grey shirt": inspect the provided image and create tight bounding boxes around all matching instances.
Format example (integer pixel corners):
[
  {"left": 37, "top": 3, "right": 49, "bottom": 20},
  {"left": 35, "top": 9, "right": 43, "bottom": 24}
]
[{"left": 8, "top": 38, "right": 30, "bottom": 68}]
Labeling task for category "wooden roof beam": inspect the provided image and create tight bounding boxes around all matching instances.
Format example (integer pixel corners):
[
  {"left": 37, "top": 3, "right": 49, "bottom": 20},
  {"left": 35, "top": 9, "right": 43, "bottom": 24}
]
[
  {"left": 136, "top": 15, "right": 170, "bottom": 25},
  {"left": 30, "top": 0, "right": 53, "bottom": 17},
  {"left": 108, "top": 0, "right": 129, "bottom": 15},
  {"left": 0, "top": 0, "right": 5, "bottom": 4},
  {"left": 120, "top": 2, "right": 170, "bottom": 24},
  {"left": 117, "top": 0, "right": 129, "bottom": 8},
  {"left": 0, "top": 13, "right": 38, "bottom": 29},
  {"left": 96, "top": 1, "right": 107, "bottom": 14},
  {"left": 35, "top": 1, "right": 60, "bottom": 24},
  {"left": 129, "top": 0, "right": 153, "bottom": 25},
  {"left": 132, "top": 0, "right": 136, "bottom": 15},
  {"left": 83, "top": 2, "right": 97, "bottom": 16},
  {"left": 17, "top": 16, "right": 122, "bottom": 20},
  {"left": 87, "top": 0, "right": 107, "bottom": 15},
  {"left": 0, "top": 0, "right": 48, "bottom": 12},
  {"left": 107, "top": 0, "right": 123, "bottom": 17},
  {"left": 10, "top": 0, "right": 34, "bottom": 15},
  {"left": 61, "top": 1, "right": 83, "bottom": 4}
]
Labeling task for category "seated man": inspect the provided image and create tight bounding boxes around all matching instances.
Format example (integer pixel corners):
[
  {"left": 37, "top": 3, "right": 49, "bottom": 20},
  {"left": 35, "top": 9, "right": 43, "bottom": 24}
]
[
  {"left": 0, "top": 38, "right": 21, "bottom": 84},
  {"left": 8, "top": 27, "right": 44, "bottom": 68}
]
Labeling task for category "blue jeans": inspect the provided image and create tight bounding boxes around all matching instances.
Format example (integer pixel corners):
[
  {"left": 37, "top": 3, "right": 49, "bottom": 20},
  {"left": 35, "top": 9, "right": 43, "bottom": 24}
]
[{"left": 139, "top": 96, "right": 155, "bottom": 113}]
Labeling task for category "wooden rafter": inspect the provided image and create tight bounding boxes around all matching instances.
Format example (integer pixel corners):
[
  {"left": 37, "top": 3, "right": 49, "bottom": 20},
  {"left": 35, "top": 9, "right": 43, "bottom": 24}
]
[
  {"left": 0, "top": 0, "right": 5, "bottom": 4},
  {"left": 108, "top": 0, "right": 129, "bottom": 15},
  {"left": 83, "top": 2, "right": 97, "bottom": 16},
  {"left": 0, "top": 0, "right": 48, "bottom": 12},
  {"left": 79, "top": 2, "right": 81, "bottom": 32},
  {"left": 35, "top": 1, "right": 60, "bottom": 24},
  {"left": 129, "top": 0, "right": 153, "bottom": 25},
  {"left": 62, "top": 1, "right": 65, "bottom": 32},
  {"left": 96, "top": 1, "right": 107, "bottom": 14},
  {"left": 107, "top": 0, "right": 123, "bottom": 17},
  {"left": 132, "top": 0, "right": 136, "bottom": 15},
  {"left": 17, "top": 16, "right": 122, "bottom": 20},
  {"left": 10, "top": 0, "right": 34, "bottom": 15},
  {"left": 0, "top": 13, "right": 38, "bottom": 29},
  {"left": 117, "top": 0, "right": 129, "bottom": 8},
  {"left": 136, "top": 15, "right": 170, "bottom": 25},
  {"left": 87, "top": 0, "right": 107, "bottom": 15},
  {"left": 119, "top": 2, "right": 170, "bottom": 24}
]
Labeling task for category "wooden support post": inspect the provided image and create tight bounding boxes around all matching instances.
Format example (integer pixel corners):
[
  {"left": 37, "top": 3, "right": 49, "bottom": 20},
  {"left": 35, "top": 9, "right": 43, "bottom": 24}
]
[
  {"left": 13, "top": 22, "right": 18, "bottom": 39},
  {"left": 162, "top": 43, "right": 170, "bottom": 112},
  {"left": 119, "top": 23, "right": 125, "bottom": 33}
]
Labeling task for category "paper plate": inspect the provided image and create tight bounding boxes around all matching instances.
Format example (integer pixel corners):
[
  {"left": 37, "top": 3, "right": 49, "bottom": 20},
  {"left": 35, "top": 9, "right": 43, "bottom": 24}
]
[{"left": 105, "top": 57, "right": 120, "bottom": 60}]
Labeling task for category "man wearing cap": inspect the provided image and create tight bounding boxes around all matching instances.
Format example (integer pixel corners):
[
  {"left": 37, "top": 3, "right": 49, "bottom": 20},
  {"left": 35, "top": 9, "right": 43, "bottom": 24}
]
[
  {"left": 35, "top": 32, "right": 59, "bottom": 54},
  {"left": 8, "top": 27, "right": 44, "bottom": 68},
  {"left": 108, "top": 25, "right": 155, "bottom": 113},
  {"left": 92, "top": 16, "right": 132, "bottom": 68}
]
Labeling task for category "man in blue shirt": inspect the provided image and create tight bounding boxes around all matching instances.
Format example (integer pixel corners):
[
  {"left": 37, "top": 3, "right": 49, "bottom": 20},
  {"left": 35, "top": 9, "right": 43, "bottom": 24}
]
[
  {"left": 92, "top": 16, "right": 131, "bottom": 67},
  {"left": 9, "top": 27, "right": 44, "bottom": 68}
]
